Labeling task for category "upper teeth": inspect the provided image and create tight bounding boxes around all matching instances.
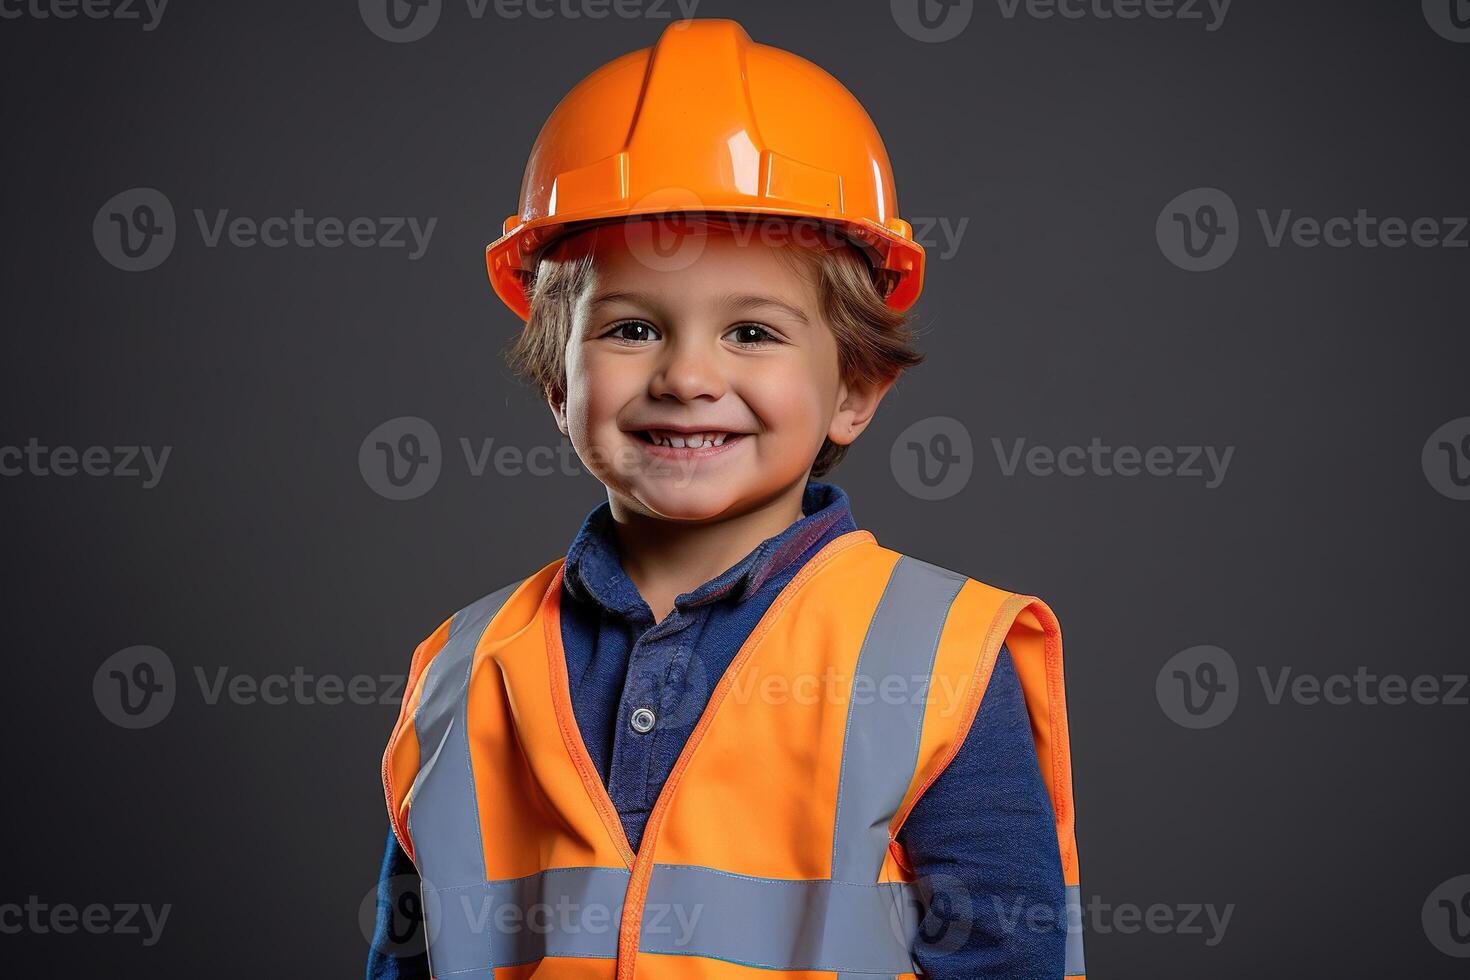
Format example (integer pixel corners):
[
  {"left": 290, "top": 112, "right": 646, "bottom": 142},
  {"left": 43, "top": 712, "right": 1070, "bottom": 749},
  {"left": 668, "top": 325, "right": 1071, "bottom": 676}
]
[{"left": 646, "top": 430, "right": 729, "bottom": 448}]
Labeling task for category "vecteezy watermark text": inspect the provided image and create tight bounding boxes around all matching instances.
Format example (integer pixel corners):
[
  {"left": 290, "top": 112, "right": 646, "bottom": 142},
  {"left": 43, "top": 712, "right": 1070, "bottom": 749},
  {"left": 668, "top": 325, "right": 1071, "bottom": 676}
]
[
  {"left": 360, "top": 416, "right": 731, "bottom": 501},
  {"left": 359, "top": 0, "right": 703, "bottom": 43},
  {"left": 992, "top": 437, "right": 1234, "bottom": 489},
  {"left": 1158, "top": 645, "right": 1469, "bottom": 729},
  {"left": 0, "top": 0, "right": 167, "bottom": 29},
  {"left": 1158, "top": 187, "right": 1469, "bottom": 271},
  {"left": 995, "top": 0, "right": 1231, "bottom": 30},
  {"left": 1258, "top": 666, "right": 1468, "bottom": 708},
  {"left": 361, "top": 874, "right": 705, "bottom": 954},
  {"left": 891, "top": 0, "right": 1230, "bottom": 43},
  {"left": 993, "top": 893, "right": 1234, "bottom": 947},
  {"left": 725, "top": 664, "right": 970, "bottom": 717},
  {"left": 93, "top": 646, "right": 409, "bottom": 729},
  {"left": 599, "top": 210, "right": 971, "bottom": 277},
  {"left": 450, "top": 893, "right": 701, "bottom": 947},
  {"left": 890, "top": 417, "right": 1234, "bottom": 500},
  {"left": 0, "top": 896, "right": 171, "bottom": 947},
  {"left": 193, "top": 666, "right": 407, "bottom": 708},
  {"left": 194, "top": 209, "right": 436, "bottom": 259},
  {"left": 0, "top": 439, "right": 170, "bottom": 488},
  {"left": 94, "top": 188, "right": 437, "bottom": 271}
]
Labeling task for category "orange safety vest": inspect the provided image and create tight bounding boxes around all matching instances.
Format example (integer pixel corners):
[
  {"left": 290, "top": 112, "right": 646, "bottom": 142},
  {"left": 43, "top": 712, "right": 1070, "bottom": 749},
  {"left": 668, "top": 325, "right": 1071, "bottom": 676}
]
[{"left": 382, "top": 529, "right": 1085, "bottom": 979}]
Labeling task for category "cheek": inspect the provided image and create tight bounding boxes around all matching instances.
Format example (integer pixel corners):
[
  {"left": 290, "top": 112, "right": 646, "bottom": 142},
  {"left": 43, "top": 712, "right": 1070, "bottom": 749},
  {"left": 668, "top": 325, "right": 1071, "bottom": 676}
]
[
  {"left": 566, "top": 347, "right": 633, "bottom": 437},
  {"left": 742, "top": 356, "right": 834, "bottom": 431}
]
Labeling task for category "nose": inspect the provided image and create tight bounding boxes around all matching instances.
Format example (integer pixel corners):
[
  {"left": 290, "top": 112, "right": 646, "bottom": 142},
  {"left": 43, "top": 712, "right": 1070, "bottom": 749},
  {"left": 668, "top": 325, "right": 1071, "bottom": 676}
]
[{"left": 647, "top": 332, "right": 727, "bottom": 403}]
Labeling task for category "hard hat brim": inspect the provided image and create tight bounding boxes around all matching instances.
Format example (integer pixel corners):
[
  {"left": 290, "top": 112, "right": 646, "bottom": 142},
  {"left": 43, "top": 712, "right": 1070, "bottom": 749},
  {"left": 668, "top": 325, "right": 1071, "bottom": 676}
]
[{"left": 486, "top": 205, "right": 925, "bottom": 322}]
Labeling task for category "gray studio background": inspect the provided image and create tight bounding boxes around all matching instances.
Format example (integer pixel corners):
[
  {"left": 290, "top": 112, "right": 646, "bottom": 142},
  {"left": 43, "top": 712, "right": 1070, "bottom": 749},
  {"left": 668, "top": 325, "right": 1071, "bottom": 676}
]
[{"left": 2, "top": 0, "right": 1468, "bottom": 975}]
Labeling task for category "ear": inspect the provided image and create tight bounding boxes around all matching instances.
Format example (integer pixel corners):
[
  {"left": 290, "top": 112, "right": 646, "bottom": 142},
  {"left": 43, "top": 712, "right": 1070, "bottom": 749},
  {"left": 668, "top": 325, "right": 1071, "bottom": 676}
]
[
  {"left": 828, "top": 373, "right": 897, "bottom": 446},
  {"left": 546, "top": 386, "right": 570, "bottom": 436}
]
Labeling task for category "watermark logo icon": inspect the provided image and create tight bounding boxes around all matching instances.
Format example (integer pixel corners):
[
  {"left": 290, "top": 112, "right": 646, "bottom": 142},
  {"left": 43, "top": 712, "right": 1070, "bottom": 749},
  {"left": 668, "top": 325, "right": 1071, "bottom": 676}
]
[
  {"left": 888, "top": 871, "right": 974, "bottom": 955},
  {"left": 1157, "top": 188, "right": 1238, "bottom": 271},
  {"left": 1422, "top": 417, "right": 1470, "bottom": 501},
  {"left": 1424, "top": 0, "right": 1470, "bottom": 42},
  {"left": 891, "top": 0, "right": 974, "bottom": 42},
  {"left": 1156, "top": 645, "right": 1238, "bottom": 729},
  {"left": 621, "top": 190, "right": 711, "bottom": 274},
  {"left": 94, "top": 188, "right": 175, "bottom": 272},
  {"left": 361, "top": 0, "right": 441, "bottom": 42},
  {"left": 360, "top": 873, "right": 442, "bottom": 958},
  {"left": 93, "top": 646, "right": 176, "bottom": 729},
  {"left": 360, "top": 416, "right": 443, "bottom": 500},
  {"left": 1424, "top": 875, "right": 1470, "bottom": 957},
  {"left": 891, "top": 416, "right": 974, "bottom": 501},
  {"left": 641, "top": 653, "right": 712, "bottom": 729}
]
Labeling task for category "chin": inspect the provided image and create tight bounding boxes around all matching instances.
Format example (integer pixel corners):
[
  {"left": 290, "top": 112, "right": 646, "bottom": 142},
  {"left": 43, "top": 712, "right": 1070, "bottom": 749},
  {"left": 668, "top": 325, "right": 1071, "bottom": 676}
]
[{"left": 625, "top": 480, "right": 743, "bottom": 523}]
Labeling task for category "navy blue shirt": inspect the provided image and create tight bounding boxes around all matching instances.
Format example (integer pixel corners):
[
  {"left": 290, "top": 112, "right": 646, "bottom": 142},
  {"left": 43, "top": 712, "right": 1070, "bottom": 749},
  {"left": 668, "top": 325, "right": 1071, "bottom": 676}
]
[{"left": 367, "top": 481, "right": 1064, "bottom": 978}]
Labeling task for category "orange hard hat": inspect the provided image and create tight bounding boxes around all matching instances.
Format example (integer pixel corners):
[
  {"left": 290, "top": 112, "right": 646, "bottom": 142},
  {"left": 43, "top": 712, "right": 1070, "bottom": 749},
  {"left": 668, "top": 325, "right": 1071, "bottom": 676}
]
[{"left": 485, "top": 18, "right": 926, "bottom": 321}]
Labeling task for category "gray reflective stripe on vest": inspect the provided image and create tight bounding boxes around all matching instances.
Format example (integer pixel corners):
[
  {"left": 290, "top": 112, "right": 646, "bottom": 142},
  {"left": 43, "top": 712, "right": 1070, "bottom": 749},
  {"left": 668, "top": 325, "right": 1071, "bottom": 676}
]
[
  {"left": 420, "top": 869, "right": 1076, "bottom": 975},
  {"left": 408, "top": 581, "right": 522, "bottom": 977},
  {"left": 642, "top": 864, "right": 921, "bottom": 972},
  {"left": 424, "top": 866, "right": 629, "bottom": 974},
  {"left": 832, "top": 556, "right": 967, "bottom": 884},
  {"left": 418, "top": 866, "right": 1074, "bottom": 975},
  {"left": 414, "top": 863, "right": 920, "bottom": 973},
  {"left": 1065, "top": 883, "right": 1085, "bottom": 976}
]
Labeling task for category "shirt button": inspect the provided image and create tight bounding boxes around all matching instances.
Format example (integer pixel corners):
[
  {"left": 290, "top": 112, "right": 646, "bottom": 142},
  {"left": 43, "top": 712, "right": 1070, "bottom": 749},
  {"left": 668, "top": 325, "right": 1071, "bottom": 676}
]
[{"left": 630, "top": 707, "right": 656, "bottom": 733}]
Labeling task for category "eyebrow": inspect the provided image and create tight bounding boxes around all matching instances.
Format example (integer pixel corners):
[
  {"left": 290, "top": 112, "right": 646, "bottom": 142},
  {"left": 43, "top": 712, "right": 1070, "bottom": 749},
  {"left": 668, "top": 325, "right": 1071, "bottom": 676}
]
[
  {"left": 714, "top": 292, "right": 811, "bottom": 326},
  {"left": 586, "top": 290, "right": 657, "bottom": 311},
  {"left": 585, "top": 290, "right": 810, "bottom": 326}
]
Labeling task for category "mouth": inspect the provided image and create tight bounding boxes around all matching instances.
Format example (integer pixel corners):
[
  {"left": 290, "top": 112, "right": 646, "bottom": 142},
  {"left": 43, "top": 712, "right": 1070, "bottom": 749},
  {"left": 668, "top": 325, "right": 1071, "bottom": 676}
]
[{"left": 631, "top": 428, "right": 749, "bottom": 454}]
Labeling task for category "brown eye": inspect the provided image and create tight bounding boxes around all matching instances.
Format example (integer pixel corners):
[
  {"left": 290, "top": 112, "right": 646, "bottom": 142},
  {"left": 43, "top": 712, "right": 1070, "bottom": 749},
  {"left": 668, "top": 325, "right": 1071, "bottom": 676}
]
[
  {"left": 606, "top": 320, "right": 659, "bottom": 343},
  {"left": 726, "top": 323, "right": 779, "bottom": 346}
]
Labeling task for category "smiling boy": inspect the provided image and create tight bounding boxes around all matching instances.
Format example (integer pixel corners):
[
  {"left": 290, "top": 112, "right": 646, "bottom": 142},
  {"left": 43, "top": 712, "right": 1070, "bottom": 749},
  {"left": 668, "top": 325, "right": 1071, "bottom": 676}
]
[{"left": 371, "top": 18, "right": 1083, "bottom": 980}]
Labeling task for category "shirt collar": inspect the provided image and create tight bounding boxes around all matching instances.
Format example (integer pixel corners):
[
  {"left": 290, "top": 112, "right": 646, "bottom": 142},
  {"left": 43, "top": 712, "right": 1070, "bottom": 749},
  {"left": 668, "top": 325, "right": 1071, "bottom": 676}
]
[{"left": 562, "top": 481, "right": 856, "bottom": 620}]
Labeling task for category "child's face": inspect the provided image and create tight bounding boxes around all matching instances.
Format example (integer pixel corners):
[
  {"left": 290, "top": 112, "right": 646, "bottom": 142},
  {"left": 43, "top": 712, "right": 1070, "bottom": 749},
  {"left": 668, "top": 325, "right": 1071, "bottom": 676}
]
[{"left": 548, "top": 221, "right": 885, "bottom": 523}]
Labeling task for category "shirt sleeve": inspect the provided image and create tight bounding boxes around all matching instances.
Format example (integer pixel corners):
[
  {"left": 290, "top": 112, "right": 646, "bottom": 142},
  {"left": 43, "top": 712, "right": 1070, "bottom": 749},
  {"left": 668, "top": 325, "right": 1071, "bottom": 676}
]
[
  {"left": 896, "top": 644, "right": 1067, "bottom": 978},
  {"left": 365, "top": 824, "right": 432, "bottom": 980}
]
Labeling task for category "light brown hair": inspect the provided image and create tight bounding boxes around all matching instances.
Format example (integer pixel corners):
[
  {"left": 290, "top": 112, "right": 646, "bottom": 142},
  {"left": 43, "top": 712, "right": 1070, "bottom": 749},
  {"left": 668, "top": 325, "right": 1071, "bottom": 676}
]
[{"left": 503, "top": 214, "right": 924, "bottom": 477}]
